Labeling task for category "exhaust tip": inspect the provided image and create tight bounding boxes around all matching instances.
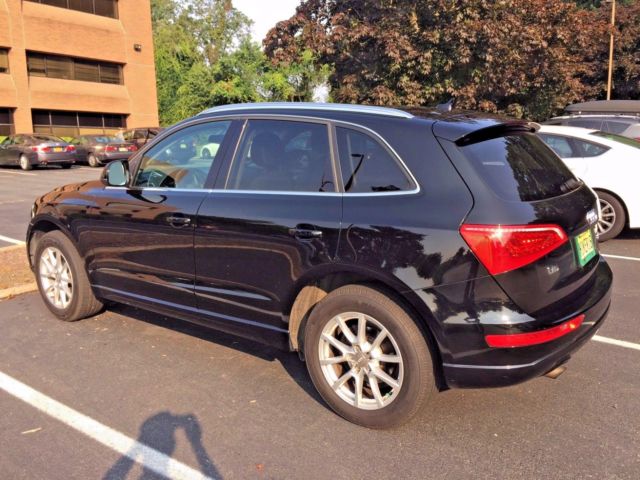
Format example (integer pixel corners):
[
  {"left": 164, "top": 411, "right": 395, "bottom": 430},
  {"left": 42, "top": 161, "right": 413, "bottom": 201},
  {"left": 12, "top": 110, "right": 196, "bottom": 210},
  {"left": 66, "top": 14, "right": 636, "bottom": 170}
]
[{"left": 545, "top": 366, "right": 567, "bottom": 380}]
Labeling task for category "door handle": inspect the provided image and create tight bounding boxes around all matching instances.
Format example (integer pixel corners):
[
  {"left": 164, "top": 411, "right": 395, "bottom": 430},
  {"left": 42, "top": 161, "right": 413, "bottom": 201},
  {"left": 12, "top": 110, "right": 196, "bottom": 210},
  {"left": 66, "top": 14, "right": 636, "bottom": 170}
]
[
  {"left": 166, "top": 215, "right": 191, "bottom": 227},
  {"left": 289, "top": 227, "right": 323, "bottom": 240}
]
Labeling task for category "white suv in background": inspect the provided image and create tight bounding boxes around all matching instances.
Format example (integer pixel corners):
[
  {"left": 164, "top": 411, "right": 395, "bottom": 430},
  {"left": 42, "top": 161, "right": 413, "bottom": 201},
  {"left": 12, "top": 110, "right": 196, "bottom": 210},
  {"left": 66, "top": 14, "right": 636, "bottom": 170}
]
[{"left": 538, "top": 125, "right": 640, "bottom": 241}]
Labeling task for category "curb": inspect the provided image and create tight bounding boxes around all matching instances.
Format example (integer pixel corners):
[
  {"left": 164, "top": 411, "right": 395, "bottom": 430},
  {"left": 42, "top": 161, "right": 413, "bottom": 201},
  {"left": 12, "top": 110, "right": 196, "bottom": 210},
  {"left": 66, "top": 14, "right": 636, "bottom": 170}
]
[{"left": 0, "top": 283, "right": 37, "bottom": 300}]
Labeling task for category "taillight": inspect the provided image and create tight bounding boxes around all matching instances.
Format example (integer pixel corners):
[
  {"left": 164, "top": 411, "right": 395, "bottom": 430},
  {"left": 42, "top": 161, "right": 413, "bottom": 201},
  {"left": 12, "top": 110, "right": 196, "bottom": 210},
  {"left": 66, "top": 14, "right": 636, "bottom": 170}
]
[
  {"left": 105, "top": 145, "right": 117, "bottom": 152},
  {"left": 485, "top": 314, "right": 584, "bottom": 348},
  {"left": 460, "top": 224, "right": 568, "bottom": 275},
  {"left": 128, "top": 144, "right": 138, "bottom": 152},
  {"left": 65, "top": 145, "right": 76, "bottom": 152}
]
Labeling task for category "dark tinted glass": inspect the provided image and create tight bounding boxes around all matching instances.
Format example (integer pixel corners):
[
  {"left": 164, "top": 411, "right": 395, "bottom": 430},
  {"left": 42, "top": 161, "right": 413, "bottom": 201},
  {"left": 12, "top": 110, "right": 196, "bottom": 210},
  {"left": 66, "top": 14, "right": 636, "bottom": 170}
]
[
  {"left": 68, "top": 0, "right": 93, "bottom": 13},
  {"left": 74, "top": 60, "right": 100, "bottom": 82},
  {"left": 27, "top": 54, "right": 47, "bottom": 77},
  {"left": 0, "top": 49, "right": 8, "bottom": 73},
  {"left": 32, "top": 111, "right": 51, "bottom": 125},
  {"left": 460, "top": 133, "right": 580, "bottom": 202},
  {"left": 135, "top": 121, "right": 231, "bottom": 189},
  {"left": 40, "top": 0, "right": 67, "bottom": 7},
  {"left": 227, "top": 120, "right": 334, "bottom": 192},
  {"left": 51, "top": 111, "right": 77, "bottom": 126},
  {"left": 94, "top": 0, "right": 117, "bottom": 17},
  {"left": 99, "top": 63, "right": 121, "bottom": 84},
  {"left": 78, "top": 112, "right": 103, "bottom": 127},
  {"left": 104, "top": 114, "right": 125, "bottom": 128},
  {"left": 46, "top": 56, "right": 73, "bottom": 79},
  {"left": 0, "top": 109, "right": 12, "bottom": 125},
  {"left": 603, "top": 121, "right": 631, "bottom": 134},
  {"left": 568, "top": 119, "right": 603, "bottom": 130},
  {"left": 336, "top": 127, "right": 413, "bottom": 193}
]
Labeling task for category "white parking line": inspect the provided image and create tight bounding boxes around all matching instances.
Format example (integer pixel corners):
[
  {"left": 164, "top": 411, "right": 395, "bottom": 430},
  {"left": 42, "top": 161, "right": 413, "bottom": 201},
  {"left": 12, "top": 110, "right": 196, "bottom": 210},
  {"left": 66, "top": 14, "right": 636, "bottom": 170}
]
[
  {"left": 0, "top": 170, "right": 37, "bottom": 176},
  {"left": 593, "top": 335, "right": 640, "bottom": 352},
  {"left": 0, "top": 370, "right": 216, "bottom": 480},
  {"left": 0, "top": 234, "right": 25, "bottom": 245},
  {"left": 602, "top": 253, "right": 640, "bottom": 262}
]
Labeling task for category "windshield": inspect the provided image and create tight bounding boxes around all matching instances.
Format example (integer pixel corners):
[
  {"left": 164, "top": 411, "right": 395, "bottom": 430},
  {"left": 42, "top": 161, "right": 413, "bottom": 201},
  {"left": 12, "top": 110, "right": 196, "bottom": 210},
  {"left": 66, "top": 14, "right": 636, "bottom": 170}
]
[{"left": 590, "top": 131, "right": 640, "bottom": 150}]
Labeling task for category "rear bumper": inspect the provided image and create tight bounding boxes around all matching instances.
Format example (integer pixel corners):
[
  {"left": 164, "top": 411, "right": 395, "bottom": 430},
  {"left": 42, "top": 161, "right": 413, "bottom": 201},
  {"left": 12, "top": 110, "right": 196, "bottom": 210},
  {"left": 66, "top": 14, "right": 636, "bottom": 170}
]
[
  {"left": 442, "top": 258, "right": 612, "bottom": 388},
  {"left": 96, "top": 152, "right": 132, "bottom": 163},
  {"left": 37, "top": 153, "right": 76, "bottom": 164}
]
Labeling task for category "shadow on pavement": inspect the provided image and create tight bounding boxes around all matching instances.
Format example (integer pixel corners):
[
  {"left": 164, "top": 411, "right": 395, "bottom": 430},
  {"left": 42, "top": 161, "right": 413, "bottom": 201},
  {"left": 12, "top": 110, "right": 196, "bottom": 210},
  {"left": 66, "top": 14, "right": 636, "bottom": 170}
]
[
  {"left": 108, "top": 304, "right": 326, "bottom": 408},
  {"left": 103, "top": 412, "right": 220, "bottom": 480}
]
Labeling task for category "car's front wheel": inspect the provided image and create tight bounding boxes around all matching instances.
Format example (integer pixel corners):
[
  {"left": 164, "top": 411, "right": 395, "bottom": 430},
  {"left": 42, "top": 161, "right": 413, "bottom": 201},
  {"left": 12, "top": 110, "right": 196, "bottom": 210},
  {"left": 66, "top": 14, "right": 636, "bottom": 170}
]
[
  {"left": 34, "top": 231, "right": 104, "bottom": 321},
  {"left": 304, "top": 285, "right": 435, "bottom": 428},
  {"left": 596, "top": 191, "right": 626, "bottom": 241}
]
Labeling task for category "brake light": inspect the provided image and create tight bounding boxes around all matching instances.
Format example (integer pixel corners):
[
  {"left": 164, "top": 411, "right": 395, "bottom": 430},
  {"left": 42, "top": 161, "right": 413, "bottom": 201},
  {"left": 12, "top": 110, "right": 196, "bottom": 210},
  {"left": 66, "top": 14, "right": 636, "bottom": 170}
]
[
  {"left": 485, "top": 314, "right": 585, "bottom": 348},
  {"left": 32, "top": 146, "right": 52, "bottom": 153},
  {"left": 105, "top": 145, "right": 117, "bottom": 152},
  {"left": 460, "top": 224, "right": 568, "bottom": 275},
  {"left": 128, "top": 144, "right": 138, "bottom": 152},
  {"left": 65, "top": 145, "right": 75, "bottom": 152}
]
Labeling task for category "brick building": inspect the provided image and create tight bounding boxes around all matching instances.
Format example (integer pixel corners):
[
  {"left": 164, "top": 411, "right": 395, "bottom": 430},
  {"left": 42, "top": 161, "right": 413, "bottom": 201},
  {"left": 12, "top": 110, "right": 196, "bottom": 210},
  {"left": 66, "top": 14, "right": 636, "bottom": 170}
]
[{"left": 0, "top": 0, "right": 158, "bottom": 139}]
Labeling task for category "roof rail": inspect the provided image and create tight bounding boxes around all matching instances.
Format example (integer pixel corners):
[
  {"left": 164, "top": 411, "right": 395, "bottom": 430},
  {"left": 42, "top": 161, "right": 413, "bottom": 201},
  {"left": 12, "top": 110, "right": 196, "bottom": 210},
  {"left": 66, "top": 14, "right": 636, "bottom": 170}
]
[{"left": 198, "top": 102, "right": 414, "bottom": 119}]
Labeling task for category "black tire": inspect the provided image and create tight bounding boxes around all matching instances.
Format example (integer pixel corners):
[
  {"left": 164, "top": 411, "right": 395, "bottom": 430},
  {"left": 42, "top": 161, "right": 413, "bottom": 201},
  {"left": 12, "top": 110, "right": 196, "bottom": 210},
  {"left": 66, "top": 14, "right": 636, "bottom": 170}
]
[
  {"left": 34, "top": 230, "right": 104, "bottom": 321},
  {"left": 596, "top": 191, "right": 626, "bottom": 242},
  {"left": 19, "top": 154, "right": 32, "bottom": 171},
  {"left": 88, "top": 154, "right": 101, "bottom": 168},
  {"left": 304, "top": 285, "right": 435, "bottom": 429}
]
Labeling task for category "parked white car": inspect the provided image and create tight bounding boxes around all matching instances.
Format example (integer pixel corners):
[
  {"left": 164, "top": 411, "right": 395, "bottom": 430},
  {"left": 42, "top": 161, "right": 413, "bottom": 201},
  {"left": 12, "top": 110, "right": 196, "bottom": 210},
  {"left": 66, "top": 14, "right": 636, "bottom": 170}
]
[{"left": 538, "top": 125, "right": 640, "bottom": 241}]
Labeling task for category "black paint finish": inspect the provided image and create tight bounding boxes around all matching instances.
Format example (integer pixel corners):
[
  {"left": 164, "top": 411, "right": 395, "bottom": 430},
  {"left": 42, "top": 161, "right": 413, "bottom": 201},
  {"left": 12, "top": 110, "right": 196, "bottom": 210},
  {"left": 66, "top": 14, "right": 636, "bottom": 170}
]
[{"left": 27, "top": 106, "right": 613, "bottom": 390}]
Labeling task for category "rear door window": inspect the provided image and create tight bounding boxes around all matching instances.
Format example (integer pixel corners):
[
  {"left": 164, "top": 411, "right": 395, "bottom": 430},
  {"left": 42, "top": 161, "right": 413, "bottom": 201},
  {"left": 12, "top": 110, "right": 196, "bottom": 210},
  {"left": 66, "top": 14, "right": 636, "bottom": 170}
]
[
  {"left": 459, "top": 133, "right": 580, "bottom": 202},
  {"left": 603, "top": 121, "right": 630, "bottom": 134},
  {"left": 568, "top": 119, "right": 603, "bottom": 130},
  {"left": 226, "top": 119, "right": 335, "bottom": 192},
  {"left": 336, "top": 127, "right": 414, "bottom": 193},
  {"left": 573, "top": 139, "right": 609, "bottom": 157}
]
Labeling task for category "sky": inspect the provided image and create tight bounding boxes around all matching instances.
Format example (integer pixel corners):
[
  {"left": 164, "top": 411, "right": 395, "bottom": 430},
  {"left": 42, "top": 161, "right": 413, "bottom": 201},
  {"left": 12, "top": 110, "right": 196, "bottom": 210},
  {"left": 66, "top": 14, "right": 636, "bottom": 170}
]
[{"left": 233, "top": 0, "right": 300, "bottom": 45}]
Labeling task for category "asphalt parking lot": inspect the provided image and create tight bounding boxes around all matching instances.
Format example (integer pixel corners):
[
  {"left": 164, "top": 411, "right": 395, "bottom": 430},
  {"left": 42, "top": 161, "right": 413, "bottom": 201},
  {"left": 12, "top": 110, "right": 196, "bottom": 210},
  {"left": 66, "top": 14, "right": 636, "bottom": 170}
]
[{"left": 0, "top": 167, "right": 639, "bottom": 479}]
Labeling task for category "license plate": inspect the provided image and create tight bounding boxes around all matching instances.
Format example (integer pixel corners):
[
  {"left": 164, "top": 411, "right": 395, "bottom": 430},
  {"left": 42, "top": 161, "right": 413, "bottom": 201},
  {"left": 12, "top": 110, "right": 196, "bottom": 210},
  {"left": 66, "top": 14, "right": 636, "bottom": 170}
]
[
  {"left": 118, "top": 147, "right": 128, "bottom": 152},
  {"left": 53, "top": 147, "right": 63, "bottom": 152},
  {"left": 574, "top": 228, "right": 596, "bottom": 267}
]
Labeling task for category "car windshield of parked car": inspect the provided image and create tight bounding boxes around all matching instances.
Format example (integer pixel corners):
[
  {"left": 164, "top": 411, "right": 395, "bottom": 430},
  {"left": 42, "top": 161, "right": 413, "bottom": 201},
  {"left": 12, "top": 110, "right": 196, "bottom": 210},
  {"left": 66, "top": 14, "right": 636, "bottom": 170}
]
[
  {"left": 461, "top": 133, "right": 581, "bottom": 202},
  {"left": 33, "top": 135, "right": 63, "bottom": 143},
  {"left": 590, "top": 131, "right": 640, "bottom": 150}
]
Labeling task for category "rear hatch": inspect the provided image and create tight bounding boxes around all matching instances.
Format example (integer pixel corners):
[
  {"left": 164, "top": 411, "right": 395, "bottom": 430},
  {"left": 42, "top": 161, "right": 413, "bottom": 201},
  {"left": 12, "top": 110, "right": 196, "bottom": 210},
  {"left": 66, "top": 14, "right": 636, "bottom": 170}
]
[{"left": 435, "top": 121, "right": 600, "bottom": 320}]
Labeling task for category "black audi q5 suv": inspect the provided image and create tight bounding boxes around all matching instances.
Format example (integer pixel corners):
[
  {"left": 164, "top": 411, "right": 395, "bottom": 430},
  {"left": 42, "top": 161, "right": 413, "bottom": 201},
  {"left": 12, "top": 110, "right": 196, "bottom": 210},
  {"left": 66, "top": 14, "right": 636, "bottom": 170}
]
[{"left": 27, "top": 103, "right": 612, "bottom": 428}]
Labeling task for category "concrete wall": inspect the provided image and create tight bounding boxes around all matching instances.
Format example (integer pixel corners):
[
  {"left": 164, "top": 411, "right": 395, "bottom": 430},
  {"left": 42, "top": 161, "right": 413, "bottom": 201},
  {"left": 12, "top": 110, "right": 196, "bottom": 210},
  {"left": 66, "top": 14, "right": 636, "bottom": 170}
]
[{"left": 0, "top": 0, "right": 158, "bottom": 132}]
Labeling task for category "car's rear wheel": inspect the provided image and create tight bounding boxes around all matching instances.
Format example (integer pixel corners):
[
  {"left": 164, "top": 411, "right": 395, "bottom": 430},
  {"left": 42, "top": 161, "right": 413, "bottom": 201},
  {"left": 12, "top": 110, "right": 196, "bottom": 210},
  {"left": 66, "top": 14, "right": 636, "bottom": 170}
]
[
  {"left": 35, "top": 231, "right": 103, "bottom": 321},
  {"left": 596, "top": 191, "right": 625, "bottom": 241},
  {"left": 19, "top": 154, "right": 32, "bottom": 171},
  {"left": 304, "top": 285, "right": 435, "bottom": 429},
  {"left": 88, "top": 154, "right": 100, "bottom": 167}
]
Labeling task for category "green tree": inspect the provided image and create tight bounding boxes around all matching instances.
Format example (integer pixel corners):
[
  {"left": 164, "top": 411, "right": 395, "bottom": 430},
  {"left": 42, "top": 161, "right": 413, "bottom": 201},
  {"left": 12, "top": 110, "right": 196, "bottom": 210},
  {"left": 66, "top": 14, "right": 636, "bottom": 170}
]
[{"left": 265, "top": 0, "right": 639, "bottom": 119}]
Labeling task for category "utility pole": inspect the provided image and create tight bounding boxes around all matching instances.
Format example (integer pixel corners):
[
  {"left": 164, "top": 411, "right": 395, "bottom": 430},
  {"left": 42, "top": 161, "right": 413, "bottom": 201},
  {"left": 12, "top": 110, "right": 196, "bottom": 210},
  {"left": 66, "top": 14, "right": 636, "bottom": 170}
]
[{"left": 606, "top": 0, "right": 616, "bottom": 100}]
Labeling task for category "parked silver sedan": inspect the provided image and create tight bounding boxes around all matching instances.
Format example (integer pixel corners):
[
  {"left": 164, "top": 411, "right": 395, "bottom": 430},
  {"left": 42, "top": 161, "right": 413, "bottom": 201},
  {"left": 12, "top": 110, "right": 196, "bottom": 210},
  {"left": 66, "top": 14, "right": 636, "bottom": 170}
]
[{"left": 0, "top": 134, "right": 77, "bottom": 170}]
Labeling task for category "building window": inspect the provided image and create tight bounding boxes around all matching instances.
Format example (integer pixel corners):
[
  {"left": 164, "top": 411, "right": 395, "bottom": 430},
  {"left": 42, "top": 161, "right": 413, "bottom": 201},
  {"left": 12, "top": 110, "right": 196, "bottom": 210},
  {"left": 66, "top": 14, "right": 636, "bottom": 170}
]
[
  {"left": 0, "top": 109, "right": 14, "bottom": 140},
  {"left": 26, "top": 0, "right": 118, "bottom": 19},
  {"left": 32, "top": 110, "right": 126, "bottom": 139},
  {"left": 0, "top": 49, "right": 8, "bottom": 74},
  {"left": 27, "top": 52, "right": 123, "bottom": 85}
]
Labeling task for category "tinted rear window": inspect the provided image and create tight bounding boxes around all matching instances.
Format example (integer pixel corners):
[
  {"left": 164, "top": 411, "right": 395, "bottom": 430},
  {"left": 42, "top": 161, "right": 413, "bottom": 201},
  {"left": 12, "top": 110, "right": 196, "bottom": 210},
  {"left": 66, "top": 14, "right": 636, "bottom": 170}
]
[{"left": 460, "top": 133, "right": 580, "bottom": 202}]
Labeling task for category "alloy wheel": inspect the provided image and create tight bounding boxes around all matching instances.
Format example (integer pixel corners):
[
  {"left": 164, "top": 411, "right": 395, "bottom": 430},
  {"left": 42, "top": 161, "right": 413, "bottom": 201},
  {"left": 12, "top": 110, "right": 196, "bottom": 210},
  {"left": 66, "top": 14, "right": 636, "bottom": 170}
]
[
  {"left": 39, "top": 247, "right": 73, "bottom": 309},
  {"left": 597, "top": 198, "right": 616, "bottom": 237},
  {"left": 318, "top": 312, "right": 404, "bottom": 410}
]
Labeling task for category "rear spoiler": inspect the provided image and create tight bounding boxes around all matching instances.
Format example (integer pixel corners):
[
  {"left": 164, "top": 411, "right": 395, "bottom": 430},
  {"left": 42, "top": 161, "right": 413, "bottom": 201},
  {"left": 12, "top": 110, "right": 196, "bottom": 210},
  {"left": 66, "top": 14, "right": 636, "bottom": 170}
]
[
  {"left": 455, "top": 122, "right": 540, "bottom": 147},
  {"left": 433, "top": 118, "right": 540, "bottom": 147}
]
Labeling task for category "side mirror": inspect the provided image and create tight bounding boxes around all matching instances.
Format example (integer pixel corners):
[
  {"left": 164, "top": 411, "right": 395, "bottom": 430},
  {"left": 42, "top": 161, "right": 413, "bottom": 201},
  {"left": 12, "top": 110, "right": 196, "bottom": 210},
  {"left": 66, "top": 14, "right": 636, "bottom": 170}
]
[{"left": 102, "top": 160, "right": 130, "bottom": 187}]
